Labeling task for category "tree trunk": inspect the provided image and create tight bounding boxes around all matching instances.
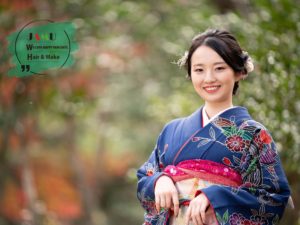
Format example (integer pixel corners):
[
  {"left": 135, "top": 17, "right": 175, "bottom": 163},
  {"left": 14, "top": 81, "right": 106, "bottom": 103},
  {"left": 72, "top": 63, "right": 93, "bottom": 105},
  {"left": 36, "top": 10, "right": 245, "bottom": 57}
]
[
  {"left": 19, "top": 119, "right": 39, "bottom": 225},
  {"left": 66, "top": 116, "right": 99, "bottom": 225}
]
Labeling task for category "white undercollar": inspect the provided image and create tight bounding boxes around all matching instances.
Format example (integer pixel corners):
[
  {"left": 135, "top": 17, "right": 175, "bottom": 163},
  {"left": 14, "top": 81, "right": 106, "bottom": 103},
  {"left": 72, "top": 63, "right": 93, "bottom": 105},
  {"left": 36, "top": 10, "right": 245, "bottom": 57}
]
[{"left": 202, "top": 105, "right": 236, "bottom": 127}]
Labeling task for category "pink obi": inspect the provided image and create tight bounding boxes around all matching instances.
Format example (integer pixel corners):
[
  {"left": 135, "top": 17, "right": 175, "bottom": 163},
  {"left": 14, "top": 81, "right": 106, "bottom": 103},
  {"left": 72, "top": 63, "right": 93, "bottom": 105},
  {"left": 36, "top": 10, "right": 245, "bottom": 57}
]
[
  {"left": 164, "top": 159, "right": 242, "bottom": 187},
  {"left": 163, "top": 160, "right": 242, "bottom": 225}
]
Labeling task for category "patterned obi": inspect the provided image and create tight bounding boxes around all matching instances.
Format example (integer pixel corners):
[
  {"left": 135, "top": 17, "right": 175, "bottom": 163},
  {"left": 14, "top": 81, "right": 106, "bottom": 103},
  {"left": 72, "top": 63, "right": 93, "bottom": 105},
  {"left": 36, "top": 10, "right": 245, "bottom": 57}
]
[{"left": 163, "top": 159, "right": 242, "bottom": 225}]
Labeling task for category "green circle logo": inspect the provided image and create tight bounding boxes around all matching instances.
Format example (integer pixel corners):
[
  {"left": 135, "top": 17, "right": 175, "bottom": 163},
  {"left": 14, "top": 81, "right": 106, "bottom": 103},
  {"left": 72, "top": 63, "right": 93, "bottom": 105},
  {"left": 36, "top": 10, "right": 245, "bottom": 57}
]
[{"left": 7, "top": 20, "right": 78, "bottom": 77}]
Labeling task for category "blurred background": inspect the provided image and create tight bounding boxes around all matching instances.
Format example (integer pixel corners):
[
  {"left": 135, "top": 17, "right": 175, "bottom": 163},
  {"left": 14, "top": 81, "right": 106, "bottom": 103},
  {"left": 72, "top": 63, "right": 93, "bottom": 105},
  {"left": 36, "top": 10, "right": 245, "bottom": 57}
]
[{"left": 0, "top": 0, "right": 299, "bottom": 225}]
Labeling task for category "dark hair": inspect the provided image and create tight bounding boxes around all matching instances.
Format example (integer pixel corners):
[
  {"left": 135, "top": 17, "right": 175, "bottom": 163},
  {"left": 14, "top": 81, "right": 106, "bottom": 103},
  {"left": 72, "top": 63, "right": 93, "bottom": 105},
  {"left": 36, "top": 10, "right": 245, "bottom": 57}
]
[{"left": 182, "top": 29, "right": 249, "bottom": 95}]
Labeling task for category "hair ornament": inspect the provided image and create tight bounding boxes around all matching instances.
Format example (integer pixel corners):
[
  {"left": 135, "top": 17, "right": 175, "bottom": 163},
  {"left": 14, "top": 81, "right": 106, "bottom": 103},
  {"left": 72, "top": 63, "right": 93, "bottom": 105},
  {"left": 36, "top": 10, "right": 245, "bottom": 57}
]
[
  {"left": 242, "top": 51, "right": 254, "bottom": 74},
  {"left": 177, "top": 51, "right": 189, "bottom": 67}
]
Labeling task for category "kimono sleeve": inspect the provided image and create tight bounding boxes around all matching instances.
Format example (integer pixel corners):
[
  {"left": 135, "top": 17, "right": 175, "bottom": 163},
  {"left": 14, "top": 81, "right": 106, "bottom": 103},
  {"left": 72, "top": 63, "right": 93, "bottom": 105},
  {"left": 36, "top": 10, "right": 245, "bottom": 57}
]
[
  {"left": 136, "top": 131, "right": 166, "bottom": 214},
  {"left": 200, "top": 127, "right": 291, "bottom": 225}
]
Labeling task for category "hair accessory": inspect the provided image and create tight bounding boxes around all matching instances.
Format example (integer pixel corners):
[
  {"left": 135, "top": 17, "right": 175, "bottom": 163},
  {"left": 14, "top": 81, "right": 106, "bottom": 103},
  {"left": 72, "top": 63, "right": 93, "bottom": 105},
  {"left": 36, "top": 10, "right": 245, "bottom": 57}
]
[
  {"left": 177, "top": 51, "right": 189, "bottom": 67},
  {"left": 242, "top": 51, "right": 254, "bottom": 74}
]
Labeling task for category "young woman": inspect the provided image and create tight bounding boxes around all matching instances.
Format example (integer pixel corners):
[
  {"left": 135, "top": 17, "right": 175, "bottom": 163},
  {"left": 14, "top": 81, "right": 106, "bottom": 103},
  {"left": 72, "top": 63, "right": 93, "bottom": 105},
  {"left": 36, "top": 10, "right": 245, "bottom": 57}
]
[{"left": 137, "top": 29, "right": 291, "bottom": 225}]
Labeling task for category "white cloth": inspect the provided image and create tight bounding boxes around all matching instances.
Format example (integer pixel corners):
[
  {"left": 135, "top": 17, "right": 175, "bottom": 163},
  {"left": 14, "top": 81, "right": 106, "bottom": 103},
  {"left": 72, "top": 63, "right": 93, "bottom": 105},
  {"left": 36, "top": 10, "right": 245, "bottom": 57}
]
[{"left": 202, "top": 105, "right": 237, "bottom": 127}]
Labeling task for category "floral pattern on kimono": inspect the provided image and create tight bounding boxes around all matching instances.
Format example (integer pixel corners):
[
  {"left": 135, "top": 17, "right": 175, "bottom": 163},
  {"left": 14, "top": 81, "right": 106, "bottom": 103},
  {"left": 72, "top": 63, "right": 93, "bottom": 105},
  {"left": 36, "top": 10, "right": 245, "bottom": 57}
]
[{"left": 136, "top": 106, "right": 291, "bottom": 225}]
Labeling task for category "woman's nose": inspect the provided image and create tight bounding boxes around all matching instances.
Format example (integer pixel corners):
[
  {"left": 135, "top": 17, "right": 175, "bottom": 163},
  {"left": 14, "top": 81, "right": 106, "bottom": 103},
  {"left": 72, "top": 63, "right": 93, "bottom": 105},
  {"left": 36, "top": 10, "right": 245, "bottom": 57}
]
[{"left": 204, "top": 70, "right": 216, "bottom": 83}]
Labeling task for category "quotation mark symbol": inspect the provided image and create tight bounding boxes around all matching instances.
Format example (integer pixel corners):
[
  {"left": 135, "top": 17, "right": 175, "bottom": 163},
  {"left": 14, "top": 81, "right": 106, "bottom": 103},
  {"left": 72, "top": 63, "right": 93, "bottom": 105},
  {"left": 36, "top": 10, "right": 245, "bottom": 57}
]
[{"left": 21, "top": 65, "right": 30, "bottom": 72}]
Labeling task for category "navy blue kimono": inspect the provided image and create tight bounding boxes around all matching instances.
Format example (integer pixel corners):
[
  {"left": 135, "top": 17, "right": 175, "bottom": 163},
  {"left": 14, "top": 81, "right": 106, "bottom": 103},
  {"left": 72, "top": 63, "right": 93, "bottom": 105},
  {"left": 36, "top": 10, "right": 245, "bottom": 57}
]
[{"left": 137, "top": 106, "right": 291, "bottom": 225}]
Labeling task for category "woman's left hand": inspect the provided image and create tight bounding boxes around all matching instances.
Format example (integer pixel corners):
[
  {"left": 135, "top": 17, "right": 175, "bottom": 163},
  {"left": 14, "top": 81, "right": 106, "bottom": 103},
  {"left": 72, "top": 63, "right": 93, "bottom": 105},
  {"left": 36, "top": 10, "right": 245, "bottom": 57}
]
[{"left": 185, "top": 193, "right": 210, "bottom": 225}]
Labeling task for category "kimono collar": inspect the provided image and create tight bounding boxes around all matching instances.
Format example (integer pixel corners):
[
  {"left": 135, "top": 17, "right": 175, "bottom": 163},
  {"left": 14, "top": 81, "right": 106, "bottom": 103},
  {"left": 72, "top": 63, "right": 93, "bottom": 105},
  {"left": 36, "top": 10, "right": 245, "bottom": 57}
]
[
  {"left": 202, "top": 105, "right": 238, "bottom": 128},
  {"left": 175, "top": 105, "right": 252, "bottom": 144}
]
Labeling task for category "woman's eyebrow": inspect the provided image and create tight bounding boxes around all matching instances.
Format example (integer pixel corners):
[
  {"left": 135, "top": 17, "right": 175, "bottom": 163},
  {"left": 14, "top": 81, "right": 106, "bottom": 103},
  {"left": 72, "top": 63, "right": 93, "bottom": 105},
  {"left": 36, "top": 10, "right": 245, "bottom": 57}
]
[
  {"left": 214, "top": 62, "right": 226, "bottom": 65},
  {"left": 192, "top": 61, "right": 226, "bottom": 67}
]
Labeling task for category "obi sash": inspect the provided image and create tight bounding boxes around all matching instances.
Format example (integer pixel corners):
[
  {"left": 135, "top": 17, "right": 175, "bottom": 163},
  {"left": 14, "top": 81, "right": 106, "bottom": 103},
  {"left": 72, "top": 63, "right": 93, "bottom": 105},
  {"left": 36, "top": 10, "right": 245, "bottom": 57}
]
[{"left": 164, "top": 159, "right": 242, "bottom": 225}]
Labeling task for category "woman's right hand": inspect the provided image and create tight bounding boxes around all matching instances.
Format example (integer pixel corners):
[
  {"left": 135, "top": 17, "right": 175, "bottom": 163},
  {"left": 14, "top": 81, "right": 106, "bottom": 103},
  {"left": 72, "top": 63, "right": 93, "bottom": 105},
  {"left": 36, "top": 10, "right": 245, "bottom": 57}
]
[{"left": 154, "top": 175, "right": 179, "bottom": 217}]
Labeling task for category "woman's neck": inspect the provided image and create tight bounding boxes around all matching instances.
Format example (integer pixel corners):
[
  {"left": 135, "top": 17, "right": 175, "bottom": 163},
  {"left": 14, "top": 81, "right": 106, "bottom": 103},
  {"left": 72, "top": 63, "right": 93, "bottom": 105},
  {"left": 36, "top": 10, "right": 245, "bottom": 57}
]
[{"left": 204, "top": 102, "right": 234, "bottom": 119}]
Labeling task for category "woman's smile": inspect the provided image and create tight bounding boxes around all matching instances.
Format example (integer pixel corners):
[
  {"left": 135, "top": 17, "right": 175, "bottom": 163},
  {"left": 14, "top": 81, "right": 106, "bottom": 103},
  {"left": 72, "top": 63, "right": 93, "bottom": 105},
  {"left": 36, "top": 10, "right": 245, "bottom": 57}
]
[
  {"left": 191, "top": 45, "right": 242, "bottom": 110},
  {"left": 203, "top": 85, "right": 221, "bottom": 93}
]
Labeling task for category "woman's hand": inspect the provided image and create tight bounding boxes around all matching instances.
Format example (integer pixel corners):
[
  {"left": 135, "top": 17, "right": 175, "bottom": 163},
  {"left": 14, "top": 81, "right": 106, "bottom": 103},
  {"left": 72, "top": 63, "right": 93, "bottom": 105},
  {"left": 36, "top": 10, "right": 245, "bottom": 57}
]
[
  {"left": 154, "top": 175, "right": 179, "bottom": 217},
  {"left": 185, "top": 193, "right": 210, "bottom": 225}
]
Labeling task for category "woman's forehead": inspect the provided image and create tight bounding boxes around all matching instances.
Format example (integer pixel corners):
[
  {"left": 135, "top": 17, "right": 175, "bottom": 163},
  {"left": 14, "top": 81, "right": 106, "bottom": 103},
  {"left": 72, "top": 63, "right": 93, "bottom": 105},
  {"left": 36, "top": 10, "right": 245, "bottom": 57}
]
[{"left": 191, "top": 45, "right": 225, "bottom": 65}]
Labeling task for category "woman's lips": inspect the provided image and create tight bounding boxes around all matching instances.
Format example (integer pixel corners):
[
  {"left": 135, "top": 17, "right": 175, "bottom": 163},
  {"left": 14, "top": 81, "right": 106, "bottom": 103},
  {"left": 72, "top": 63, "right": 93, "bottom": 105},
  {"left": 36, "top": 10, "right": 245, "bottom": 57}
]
[{"left": 203, "top": 85, "right": 221, "bottom": 93}]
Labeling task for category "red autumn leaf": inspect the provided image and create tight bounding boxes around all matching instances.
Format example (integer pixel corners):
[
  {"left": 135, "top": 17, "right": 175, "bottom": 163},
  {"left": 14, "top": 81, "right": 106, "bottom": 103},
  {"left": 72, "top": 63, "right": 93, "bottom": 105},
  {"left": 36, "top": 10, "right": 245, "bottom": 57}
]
[
  {"left": 0, "top": 180, "right": 26, "bottom": 221},
  {"left": 33, "top": 160, "right": 83, "bottom": 220}
]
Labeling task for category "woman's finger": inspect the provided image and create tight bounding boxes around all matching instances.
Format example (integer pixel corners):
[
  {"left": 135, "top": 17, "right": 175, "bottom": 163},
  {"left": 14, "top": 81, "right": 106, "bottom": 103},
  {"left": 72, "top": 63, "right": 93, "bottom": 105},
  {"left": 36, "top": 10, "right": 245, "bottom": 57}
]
[
  {"left": 200, "top": 197, "right": 209, "bottom": 223},
  {"left": 200, "top": 206, "right": 206, "bottom": 224},
  {"left": 172, "top": 191, "right": 180, "bottom": 217},
  {"left": 192, "top": 215, "right": 198, "bottom": 225},
  {"left": 185, "top": 204, "right": 191, "bottom": 225},
  {"left": 165, "top": 193, "right": 172, "bottom": 209},
  {"left": 191, "top": 205, "right": 203, "bottom": 225},
  {"left": 155, "top": 194, "right": 160, "bottom": 213},
  {"left": 160, "top": 195, "right": 166, "bottom": 209},
  {"left": 196, "top": 209, "right": 204, "bottom": 225}
]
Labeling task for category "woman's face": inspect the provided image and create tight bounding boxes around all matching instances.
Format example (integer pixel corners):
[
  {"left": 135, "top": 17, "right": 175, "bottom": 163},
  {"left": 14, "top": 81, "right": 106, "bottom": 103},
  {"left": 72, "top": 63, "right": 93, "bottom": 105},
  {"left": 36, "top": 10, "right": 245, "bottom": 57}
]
[{"left": 190, "top": 45, "right": 242, "bottom": 107}]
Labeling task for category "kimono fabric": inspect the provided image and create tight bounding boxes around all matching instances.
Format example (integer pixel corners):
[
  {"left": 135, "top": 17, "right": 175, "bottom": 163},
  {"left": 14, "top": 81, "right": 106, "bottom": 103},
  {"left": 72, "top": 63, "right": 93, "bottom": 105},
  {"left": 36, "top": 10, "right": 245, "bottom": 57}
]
[
  {"left": 165, "top": 159, "right": 241, "bottom": 225},
  {"left": 136, "top": 106, "right": 291, "bottom": 225}
]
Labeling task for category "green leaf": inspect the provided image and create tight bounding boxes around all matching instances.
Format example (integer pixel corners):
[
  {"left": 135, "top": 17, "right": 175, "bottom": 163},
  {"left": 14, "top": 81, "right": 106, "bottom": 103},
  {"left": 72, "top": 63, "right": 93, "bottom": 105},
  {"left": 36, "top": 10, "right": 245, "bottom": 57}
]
[
  {"left": 241, "top": 131, "right": 253, "bottom": 141},
  {"left": 216, "top": 212, "right": 223, "bottom": 223},
  {"left": 223, "top": 210, "right": 229, "bottom": 223},
  {"left": 272, "top": 214, "right": 279, "bottom": 224},
  {"left": 222, "top": 127, "right": 234, "bottom": 136}
]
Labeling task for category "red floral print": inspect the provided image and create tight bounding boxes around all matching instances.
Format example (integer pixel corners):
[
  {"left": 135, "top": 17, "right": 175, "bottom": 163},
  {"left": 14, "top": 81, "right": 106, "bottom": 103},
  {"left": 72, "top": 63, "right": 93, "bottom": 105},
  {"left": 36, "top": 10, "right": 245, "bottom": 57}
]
[
  {"left": 145, "top": 163, "right": 156, "bottom": 176},
  {"left": 222, "top": 157, "right": 232, "bottom": 166},
  {"left": 260, "top": 130, "right": 272, "bottom": 144},
  {"left": 229, "top": 213, "right": 265, "bottom": 225},
  {"left": 226, "top": 135, "right": 249, "bottom": 152},
  {"left": 253, "top": 134, "right": 263, "bottom": 149},
  {"left": 146, "top": 169, "right": 154, "bottom": 176},
  {"left": 253, "top": 129, "right": 272, "bottom": 150}
]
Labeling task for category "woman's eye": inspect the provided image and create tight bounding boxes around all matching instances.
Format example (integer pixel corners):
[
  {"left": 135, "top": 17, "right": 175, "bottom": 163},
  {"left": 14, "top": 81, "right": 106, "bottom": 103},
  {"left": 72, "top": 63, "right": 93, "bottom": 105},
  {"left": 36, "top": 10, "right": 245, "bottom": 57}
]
[
  {"left": 194, "top": 68, "right": 203, "bottom": 72},
  {"left": 216, "top": 66, "right": 225, "bottom": 71}
]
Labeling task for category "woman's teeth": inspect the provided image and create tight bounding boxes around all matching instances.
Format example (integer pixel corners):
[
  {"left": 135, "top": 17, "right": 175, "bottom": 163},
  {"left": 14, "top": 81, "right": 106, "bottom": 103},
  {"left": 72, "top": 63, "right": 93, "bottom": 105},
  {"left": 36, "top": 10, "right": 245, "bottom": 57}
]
[{"left": 204, "top": 86, "right": 220, "bottom": 91}]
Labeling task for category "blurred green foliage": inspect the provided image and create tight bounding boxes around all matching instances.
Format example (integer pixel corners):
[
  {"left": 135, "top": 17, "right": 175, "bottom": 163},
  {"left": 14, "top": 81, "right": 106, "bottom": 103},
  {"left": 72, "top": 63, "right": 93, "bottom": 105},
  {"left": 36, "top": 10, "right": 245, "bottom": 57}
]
[{"left": 0, "top": 0, "right": 299, "bottom": 225}]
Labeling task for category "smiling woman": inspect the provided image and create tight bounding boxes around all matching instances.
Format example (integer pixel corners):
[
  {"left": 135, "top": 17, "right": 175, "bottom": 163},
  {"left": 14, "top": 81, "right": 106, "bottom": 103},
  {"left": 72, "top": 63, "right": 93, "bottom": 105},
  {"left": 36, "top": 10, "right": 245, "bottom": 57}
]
[
  {"left": 136, "top": 29, "right": 292, "bottom": 225},
  {"left": 190, "top": 45, "right": 241, "bottom": 117}
]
